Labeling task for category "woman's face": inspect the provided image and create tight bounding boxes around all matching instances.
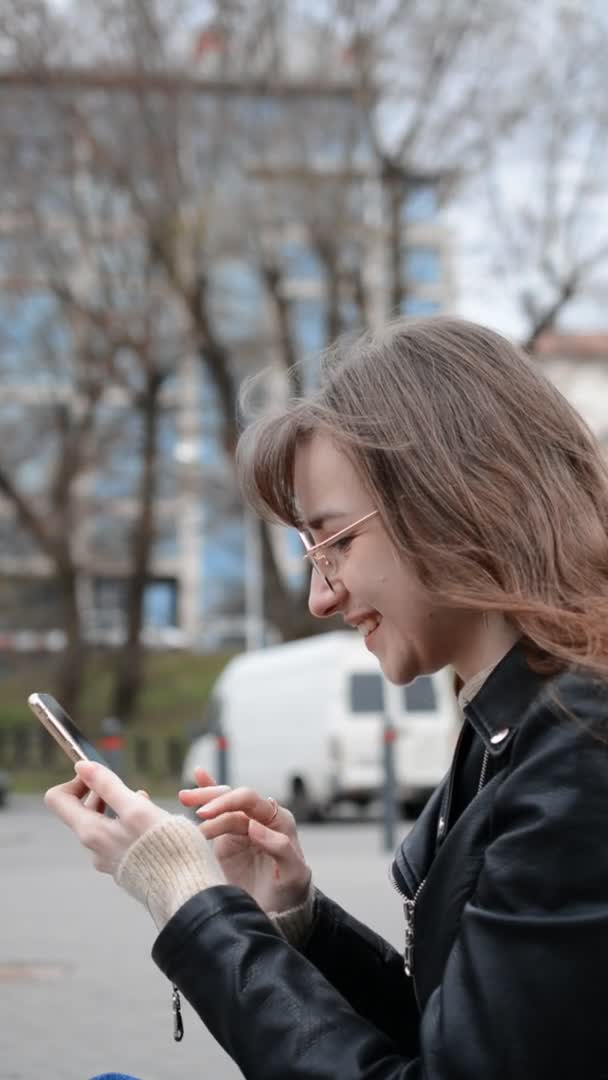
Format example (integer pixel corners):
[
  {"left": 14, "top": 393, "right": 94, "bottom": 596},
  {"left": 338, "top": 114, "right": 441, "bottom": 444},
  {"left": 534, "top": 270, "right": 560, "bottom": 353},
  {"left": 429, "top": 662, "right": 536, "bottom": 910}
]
[{"left": 294, "top": 433, "right": 488, "bottom": 685}]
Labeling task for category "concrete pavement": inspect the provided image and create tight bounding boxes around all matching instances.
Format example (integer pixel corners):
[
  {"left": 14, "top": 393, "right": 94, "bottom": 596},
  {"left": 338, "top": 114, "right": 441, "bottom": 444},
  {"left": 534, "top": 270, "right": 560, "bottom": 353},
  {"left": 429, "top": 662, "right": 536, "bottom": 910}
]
[{"left": 1, "top": 795, "right": 409, "bottom": 1080}]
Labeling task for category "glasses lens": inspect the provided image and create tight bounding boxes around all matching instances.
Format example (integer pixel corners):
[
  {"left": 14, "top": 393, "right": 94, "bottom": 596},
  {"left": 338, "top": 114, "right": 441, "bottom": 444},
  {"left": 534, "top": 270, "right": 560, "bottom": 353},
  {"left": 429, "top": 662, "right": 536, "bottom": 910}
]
[{"left": 310, "top": 552, "right": 335, "bottom": 591}]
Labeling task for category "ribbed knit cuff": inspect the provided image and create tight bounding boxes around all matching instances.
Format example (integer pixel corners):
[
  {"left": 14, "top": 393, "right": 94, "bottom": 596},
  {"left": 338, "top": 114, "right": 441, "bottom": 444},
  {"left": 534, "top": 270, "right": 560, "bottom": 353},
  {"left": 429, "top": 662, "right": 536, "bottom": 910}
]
[
  {"left": 115, "top": 816, "right": 225, "bottom": 930},
  {"left": 268, "top": 881, "right": 316, "bottom": 947}
]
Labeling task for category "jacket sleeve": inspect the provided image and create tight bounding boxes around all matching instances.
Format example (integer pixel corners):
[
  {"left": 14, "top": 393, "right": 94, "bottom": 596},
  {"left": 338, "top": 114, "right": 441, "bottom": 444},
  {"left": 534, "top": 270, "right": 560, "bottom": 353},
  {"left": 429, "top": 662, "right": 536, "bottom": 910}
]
[
  {"left": 152, "top": 676, "right": 608, "bottom": 1079},
  {"left": 153, "top": 884, "right": 421, "bottom": 1078},
  {"left": 300, "top": 890, "right": 419, "bottom": 1054}
]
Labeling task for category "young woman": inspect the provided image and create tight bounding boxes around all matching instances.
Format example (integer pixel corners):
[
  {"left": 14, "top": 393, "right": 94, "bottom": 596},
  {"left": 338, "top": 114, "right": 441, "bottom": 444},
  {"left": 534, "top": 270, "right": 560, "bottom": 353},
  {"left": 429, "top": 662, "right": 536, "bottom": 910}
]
[{"left": 46, "top": 317, "right": 608, "bottom": 1079}]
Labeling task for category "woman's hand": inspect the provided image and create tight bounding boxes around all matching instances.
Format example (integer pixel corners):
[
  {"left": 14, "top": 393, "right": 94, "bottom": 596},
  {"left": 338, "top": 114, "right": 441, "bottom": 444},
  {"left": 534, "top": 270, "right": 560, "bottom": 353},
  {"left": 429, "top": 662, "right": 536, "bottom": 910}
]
[
  {"left": 178, "top": 767, "right": 312, "bottom": 914},
  {"left": 45, "top": 761, "right": 169, "bottom": 875}
]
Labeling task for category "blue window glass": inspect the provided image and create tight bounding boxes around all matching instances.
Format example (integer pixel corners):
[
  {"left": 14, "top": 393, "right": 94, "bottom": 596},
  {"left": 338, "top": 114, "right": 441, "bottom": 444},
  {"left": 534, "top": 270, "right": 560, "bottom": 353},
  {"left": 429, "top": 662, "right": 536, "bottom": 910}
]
[
  {"left": 0, "top": 292, "right": 70, "bottom": 380},
  {"left": 292, "top": 298, "right": 324, "bottom": 391},
  {"left": 292, "top": 298, "right": 324, "bottom": 352},
  {"left": 282, "top": 243, "right": 322, "bottom": 284},
  {"left": 400, "top": 297, "right": 441, "bottom": 316},
  {"left": 212, "top": 259, "right": 264, "bottom": 343},
  {"left": 199, "top": 367, "right": 224, "bottom": 467},
  {"left": 14, "top": 457, "right": 48, "bottom": 496},
  {"left": 200, "top": 515, "right": 245, "bottom": 615},
  {"left": 152, "top": 521, "right": 178, "bottom": 561},
  {"left": 402, "top": 183, "right": 438, "bottom": 223},
  {"left": 93, "top": 408, "right": 141, "bottom": 498},
  {"left": 403, "top": 246, "right": 441, "bottom": 284},
  {"left": 340, "top": 301, "right": 361, "bottom": 331},
  {"left": 143, "top": 579, "right": 177, "bottom": 627}
]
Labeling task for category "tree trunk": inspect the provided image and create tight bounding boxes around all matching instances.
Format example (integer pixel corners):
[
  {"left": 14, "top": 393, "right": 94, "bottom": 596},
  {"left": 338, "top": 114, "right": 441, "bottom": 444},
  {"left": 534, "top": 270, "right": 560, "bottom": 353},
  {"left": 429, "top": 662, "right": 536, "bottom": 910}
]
[
  {"left": 387, "top": 174, "right": 405, "bottom": 317},
  {"left": 109, "top": 375, "right": 161, "bottom": 723},
  {"left": 261, "top": 262, "right": 303, "bottom": 395},
  {"left": 318, "top": 244, "right": 342, "bottom": 345},
  {"left": 53, "top": 561, "right": 86, "bottom": 716}
]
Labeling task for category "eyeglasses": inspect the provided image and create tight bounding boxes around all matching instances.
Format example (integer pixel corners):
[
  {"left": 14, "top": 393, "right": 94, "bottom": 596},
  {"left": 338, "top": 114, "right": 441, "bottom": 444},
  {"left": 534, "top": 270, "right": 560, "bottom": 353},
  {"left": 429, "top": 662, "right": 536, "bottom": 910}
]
[{"left": 298, "top": 510, "right": 379, "bottom": 590}]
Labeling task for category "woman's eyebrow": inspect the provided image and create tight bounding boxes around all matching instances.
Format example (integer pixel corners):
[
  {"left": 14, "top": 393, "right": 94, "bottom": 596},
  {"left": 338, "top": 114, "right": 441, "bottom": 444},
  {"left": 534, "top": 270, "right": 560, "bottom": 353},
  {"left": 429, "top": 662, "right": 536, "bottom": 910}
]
[{"left": 306, "top": 510, "right": 349, "bottom": 531}]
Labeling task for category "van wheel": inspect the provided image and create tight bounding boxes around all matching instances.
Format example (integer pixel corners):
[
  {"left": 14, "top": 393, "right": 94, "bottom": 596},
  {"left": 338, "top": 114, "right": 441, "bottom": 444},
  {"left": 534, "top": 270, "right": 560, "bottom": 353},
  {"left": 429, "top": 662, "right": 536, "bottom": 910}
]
[{"left": 289, "top": 780, "right": 322, "bottom": 824}]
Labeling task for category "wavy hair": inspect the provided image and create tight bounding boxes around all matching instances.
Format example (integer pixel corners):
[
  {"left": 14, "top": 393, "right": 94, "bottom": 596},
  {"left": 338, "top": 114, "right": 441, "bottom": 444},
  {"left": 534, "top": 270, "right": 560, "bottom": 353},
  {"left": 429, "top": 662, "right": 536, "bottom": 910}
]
[{"left": 237, "top": 317, "right": 608, "bottom": 679}]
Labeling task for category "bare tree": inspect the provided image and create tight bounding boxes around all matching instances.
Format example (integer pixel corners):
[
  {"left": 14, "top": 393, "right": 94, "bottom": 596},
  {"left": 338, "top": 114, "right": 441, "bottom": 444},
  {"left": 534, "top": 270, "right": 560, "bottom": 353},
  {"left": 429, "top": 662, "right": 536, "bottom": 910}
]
[
  {"left": 2, "top": 0, "right": 601, "bottom": 704},
  {"left": 0, "top": 27, "right": 195, "bottom": 718},
  {"left": 0, "top": 298, "right": 111, "bottom": 712},
  {"left": 458, "top": 4, "right": 608, "bottom": 347}
]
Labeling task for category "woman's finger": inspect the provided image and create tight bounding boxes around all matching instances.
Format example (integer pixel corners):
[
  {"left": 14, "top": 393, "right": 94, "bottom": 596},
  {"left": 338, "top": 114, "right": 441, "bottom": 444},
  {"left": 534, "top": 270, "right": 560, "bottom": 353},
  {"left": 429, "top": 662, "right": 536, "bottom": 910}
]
[
  {"left": 193, "top": 766, "right": 217, "bottom": 786},
  {"left": 179, "top": 784, "right": 231, "bottom": 807},
  {"left": 74, "top": 761, "right": 139, "bottom": 818},
  {"left": 197, "top": 787, "right": 289, "bottom": 831},
  {"left": 84, "top": 790, "right": 106, "bottom": 814},
  {"left": 45, "top": 774, "right": 92, "bottom": 825},
  {"left": 196, "top": 809, "right": 251, "bottom": 840}
]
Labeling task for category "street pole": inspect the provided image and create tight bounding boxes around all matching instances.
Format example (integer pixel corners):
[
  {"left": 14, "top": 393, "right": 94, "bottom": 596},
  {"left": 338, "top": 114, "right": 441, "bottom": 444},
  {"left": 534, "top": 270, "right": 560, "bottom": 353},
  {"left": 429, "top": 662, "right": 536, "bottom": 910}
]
[
  {"left": 382, "top": 714, "right": 398, "bottom": 853},
  {"left": 244, "top": 508, "right": 265, "bottom": 651}
]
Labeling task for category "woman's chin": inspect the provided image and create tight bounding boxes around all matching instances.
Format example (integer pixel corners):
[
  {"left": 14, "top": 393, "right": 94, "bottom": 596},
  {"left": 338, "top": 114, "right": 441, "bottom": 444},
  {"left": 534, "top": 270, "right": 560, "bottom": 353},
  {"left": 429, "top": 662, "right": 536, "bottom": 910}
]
[{"left": 378, "top": 648, "right": 419, "bottom": 686}]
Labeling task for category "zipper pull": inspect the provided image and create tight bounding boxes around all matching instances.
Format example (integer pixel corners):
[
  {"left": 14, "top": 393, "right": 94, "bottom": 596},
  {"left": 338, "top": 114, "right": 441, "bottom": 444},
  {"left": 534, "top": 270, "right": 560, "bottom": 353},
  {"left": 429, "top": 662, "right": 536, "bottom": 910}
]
[
  {"left": 172, "top": 983, "right": 184, "bottom": 1042},
  {"left": 404, "top": 899, "right": 415, "bottom": 977}
]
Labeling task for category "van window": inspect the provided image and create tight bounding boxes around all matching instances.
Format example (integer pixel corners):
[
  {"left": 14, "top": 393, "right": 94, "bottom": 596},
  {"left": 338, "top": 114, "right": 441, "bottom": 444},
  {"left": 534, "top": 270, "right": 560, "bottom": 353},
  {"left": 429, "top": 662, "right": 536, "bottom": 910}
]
[
  {"left": 403, "top": 676, "right": 436, "bottom": 712},
  {"left": 350, "top": 672, "right": 384, "bottom": 713}
]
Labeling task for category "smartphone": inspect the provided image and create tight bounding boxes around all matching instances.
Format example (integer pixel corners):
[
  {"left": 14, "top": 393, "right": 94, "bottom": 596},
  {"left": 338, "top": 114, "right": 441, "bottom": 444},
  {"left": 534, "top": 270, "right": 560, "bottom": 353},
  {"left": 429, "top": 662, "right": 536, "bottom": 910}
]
[{"left": 28, "top": 692, "right": 110, "bottom": 767}]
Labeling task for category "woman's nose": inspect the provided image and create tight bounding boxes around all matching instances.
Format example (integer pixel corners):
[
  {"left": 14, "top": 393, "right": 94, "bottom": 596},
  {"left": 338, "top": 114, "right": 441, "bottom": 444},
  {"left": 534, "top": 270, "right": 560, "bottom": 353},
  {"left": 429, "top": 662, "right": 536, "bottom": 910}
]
[{"left": 308, "top": 570, "right": 346, "bottom": 618}]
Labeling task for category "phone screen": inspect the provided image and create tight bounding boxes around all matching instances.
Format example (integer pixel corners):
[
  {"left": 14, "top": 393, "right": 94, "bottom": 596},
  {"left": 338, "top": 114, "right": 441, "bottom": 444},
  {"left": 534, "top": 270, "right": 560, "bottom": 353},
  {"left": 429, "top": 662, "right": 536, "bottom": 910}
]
[{"left": 28, "top": 692, "right": 110, "bottom": 767}]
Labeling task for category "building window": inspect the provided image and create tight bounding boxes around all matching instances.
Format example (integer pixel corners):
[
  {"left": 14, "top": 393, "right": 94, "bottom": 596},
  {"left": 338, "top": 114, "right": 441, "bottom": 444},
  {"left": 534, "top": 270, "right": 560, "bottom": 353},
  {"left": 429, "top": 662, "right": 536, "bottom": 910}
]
[
  {"left": 292, "top": 298, "right": 324, "bottom": 390},
  {"left": 211, "top": 259, "right": 265, "bottom": 343},
  {"left": 401, "top": 183, "right": 438, "bottom": 223},
  {"left": 143, "top": 579, "right": 178, "bottom": 627},
  {"left": 152, "top": 520, "right": 178, "bottom": 560},
  {"left": 282, "top": 243, "right": 322, "bottom": 284},
  {"left": 400, "top": 297, "right": 441, "bottom": 317},
  {"left": 403, "top": 246, "right": 441, "bottom": 284}
]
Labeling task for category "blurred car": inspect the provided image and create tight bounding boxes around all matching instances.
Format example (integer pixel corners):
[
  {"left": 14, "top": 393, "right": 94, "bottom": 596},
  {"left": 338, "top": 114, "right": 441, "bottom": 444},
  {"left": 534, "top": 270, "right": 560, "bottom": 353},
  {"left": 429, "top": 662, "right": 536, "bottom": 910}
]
[{"left": 0, "top": 769, "right": 9, "bottom": 809}]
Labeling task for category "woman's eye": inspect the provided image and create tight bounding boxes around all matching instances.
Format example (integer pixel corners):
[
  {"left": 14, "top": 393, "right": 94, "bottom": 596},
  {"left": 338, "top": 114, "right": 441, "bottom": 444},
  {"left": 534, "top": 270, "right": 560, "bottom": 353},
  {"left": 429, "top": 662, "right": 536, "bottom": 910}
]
[{"left": 332, "top": 535, "right": 353, "bottom": 554}]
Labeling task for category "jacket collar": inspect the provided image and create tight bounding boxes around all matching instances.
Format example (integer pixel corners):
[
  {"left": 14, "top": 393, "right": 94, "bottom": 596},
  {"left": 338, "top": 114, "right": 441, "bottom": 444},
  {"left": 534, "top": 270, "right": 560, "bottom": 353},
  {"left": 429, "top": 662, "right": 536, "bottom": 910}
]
[{"left": 462, "top": 639, "right": 550, "bottom": 756}]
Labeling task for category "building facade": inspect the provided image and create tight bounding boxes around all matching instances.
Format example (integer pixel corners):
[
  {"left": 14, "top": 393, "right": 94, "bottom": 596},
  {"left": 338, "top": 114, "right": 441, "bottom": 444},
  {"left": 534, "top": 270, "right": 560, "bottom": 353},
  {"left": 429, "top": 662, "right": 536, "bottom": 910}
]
[{"left": 0, "top": 47, "right": 453, "bottom": 650}]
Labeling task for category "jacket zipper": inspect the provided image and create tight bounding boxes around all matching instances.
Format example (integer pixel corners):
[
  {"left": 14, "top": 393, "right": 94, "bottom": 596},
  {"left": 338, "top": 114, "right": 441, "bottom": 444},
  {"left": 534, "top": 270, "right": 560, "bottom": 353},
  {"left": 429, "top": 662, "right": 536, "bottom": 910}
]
[
  {"left": 388, "top": 866, "right": 424, "bottom": 1007},
  {"left": 403, "top": 878, "right": 427, "bottom": 978},
  {"left": 172, "top": 983, "right": 184, "bottom": 1041},
  {"left": 477, "top": 747, "right": 489, "bottom": 794},
  {"left": 390, "top": 743, "right": 491, "bottom": 995}
]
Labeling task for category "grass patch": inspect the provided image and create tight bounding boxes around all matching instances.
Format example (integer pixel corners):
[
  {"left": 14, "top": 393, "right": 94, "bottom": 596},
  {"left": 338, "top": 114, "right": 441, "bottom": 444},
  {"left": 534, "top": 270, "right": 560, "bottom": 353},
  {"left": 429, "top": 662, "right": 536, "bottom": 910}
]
[{"left": 0, "top": 647, "right": 236, "bottom": 793}]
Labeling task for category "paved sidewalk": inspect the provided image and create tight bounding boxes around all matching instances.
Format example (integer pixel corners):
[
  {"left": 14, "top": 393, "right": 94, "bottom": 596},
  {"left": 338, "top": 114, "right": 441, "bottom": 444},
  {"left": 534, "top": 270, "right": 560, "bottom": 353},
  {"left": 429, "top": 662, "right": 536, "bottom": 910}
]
[{"left": 1, "top": 796, "right": 408, "bottom": 1080}]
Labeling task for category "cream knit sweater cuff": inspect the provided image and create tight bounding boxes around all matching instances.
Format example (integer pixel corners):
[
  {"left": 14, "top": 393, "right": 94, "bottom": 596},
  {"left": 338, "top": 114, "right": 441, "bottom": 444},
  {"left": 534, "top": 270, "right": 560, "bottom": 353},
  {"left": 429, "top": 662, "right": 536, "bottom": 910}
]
[
  {"left": 268, "top": 881, "right": 316, "bottom": 947},
  {"left": 115, "top": 815, "right": 225, "bottom": 930},
  {"left": 116, "top": 814, "right": 317, "bottom": 944}
]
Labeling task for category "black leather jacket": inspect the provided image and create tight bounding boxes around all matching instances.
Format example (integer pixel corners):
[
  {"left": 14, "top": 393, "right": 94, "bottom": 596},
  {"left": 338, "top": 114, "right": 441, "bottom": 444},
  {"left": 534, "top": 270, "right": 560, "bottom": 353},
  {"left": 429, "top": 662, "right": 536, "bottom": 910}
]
[{"left": 153, "top": 643, "right": 608, "bottom": 1078}]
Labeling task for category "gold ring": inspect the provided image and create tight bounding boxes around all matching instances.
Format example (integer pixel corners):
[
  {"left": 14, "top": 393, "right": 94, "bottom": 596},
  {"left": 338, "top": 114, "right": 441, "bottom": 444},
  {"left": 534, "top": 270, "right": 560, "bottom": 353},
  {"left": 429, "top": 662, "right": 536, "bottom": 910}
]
[{"left": 266, "top": 796, "right": 279, "bottom": 825}]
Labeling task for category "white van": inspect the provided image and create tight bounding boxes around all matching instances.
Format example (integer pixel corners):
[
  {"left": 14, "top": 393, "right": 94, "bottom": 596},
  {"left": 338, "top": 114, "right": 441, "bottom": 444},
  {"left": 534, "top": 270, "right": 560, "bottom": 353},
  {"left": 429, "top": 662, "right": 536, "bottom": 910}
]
[{"left": 182, "top": 631, "right": 460, "bottom": 820}]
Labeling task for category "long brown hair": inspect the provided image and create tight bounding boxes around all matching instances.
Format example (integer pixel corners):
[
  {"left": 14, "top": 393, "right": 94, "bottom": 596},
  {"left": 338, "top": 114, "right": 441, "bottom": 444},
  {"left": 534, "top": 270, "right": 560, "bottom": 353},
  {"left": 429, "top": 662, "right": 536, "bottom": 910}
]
[{"left": 237, "top": 317, "right": 608, "bottom": 679}]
